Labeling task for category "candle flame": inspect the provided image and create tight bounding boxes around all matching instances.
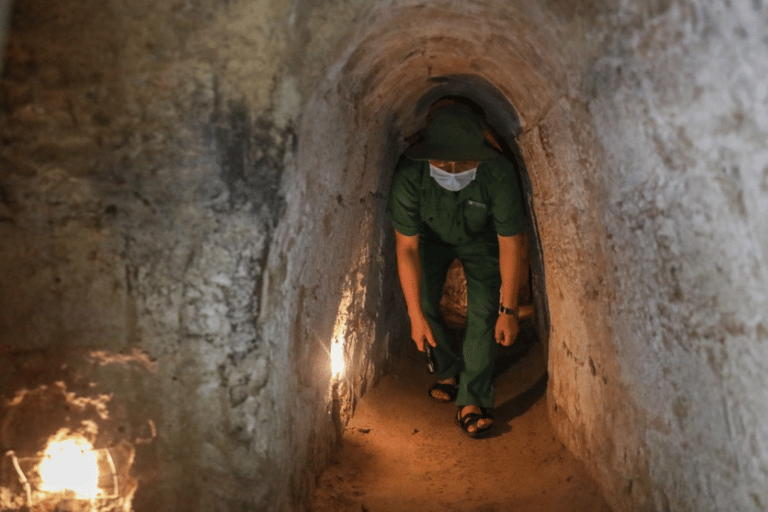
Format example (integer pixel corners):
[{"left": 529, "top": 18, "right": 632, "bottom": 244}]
[{"left": 37, "top": 431, "right": 101, "bottom": 499}]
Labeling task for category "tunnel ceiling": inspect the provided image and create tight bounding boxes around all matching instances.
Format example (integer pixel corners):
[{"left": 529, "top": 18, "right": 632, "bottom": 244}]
[{"left": 325, "top": 3, "right": 567, "bottom": 135}]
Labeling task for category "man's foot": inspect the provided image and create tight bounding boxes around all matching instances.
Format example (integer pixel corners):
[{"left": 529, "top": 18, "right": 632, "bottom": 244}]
[
  {"left": 456, "top": 405, "right": 494, "bottom": 438},
  {"left": 428, "top": 377, "right": 458, "bottom": 402}
]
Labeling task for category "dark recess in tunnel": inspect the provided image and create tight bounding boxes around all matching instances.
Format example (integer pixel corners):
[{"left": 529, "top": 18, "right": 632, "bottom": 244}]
[
  {"left": 405, "top": 74, "right": 551, "bottom": 353},
  {"left": 321, "top": 72, "right": 552, "bottom": 446}
]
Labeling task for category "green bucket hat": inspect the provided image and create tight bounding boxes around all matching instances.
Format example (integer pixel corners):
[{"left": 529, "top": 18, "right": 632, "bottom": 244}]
[{"left": 405, "top": 104, "right": 501, "bottom": 161}]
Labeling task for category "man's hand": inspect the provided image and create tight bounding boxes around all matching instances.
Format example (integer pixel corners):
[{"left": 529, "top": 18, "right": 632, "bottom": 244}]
[
  {"left": 494, "top": 313, "right": 519, "bottom": 347},
  {"left": 394, "top": 231, "right": 438, "bottom": 353},
  {"left": 411, "top": 313, "right": 438, "bottom": 352}
]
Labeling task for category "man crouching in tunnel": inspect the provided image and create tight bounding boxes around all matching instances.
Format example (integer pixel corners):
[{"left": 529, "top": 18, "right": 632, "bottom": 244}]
[{"left": 386, "top": 99, "right": 524, "bottom": 438}]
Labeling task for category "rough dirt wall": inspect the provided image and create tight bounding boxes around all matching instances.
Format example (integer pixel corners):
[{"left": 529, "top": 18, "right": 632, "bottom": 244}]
[
  {"left": 582, "top": 2, "right": 768, "bottom": 510},
  {"left": 0, "top": 0, "right": 368, "bottom": 510},
  {"left": 511, "top": 2, "right": 768, "bottom": 510}
]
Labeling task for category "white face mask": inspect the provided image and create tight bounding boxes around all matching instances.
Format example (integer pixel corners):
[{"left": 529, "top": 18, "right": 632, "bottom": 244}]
[{"left": 429, "top": 163, "right": 477, "bottom": 192}]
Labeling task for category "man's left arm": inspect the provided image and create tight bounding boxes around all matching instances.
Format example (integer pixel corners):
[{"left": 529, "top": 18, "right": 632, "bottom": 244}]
[{"left": 495, "top": 233, "right": 524, "bottom": 346}]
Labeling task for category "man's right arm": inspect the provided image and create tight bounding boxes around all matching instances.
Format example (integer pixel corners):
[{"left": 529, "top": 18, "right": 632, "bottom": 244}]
[{"left": 394, "top": 231, "right": 437, "bottom": 352}]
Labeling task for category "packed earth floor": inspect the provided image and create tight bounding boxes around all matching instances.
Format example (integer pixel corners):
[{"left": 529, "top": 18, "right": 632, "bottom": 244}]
[{"left": 312, "top": 329, "right": 614, "bottom": 512}]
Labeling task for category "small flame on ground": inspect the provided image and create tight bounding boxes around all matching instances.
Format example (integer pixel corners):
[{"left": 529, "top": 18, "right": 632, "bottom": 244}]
[{"left": 37, "top": 431, "right": 101, "bottom": 499}]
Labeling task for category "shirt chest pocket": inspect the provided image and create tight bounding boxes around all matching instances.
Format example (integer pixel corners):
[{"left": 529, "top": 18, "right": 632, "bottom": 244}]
[{"left": 464, "top": 200, "right": 490, "bottom": 233}]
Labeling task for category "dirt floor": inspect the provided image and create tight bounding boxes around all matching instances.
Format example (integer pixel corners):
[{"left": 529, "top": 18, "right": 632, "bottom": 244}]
[{"left": 312, "top": 330, "right": 614, "bottom": 512}]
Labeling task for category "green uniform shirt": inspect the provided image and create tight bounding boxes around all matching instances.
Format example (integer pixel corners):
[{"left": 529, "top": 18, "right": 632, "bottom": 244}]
[{"left": 387, "top": 156, "right": 525, "bottom": 245}]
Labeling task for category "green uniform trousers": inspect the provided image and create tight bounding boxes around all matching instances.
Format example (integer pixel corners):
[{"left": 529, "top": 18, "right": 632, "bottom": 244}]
[{"left": 420, "top": 235, "right": 500, "bottom": 409}]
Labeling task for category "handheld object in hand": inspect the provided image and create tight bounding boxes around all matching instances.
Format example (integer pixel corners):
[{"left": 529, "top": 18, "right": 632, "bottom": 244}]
[{"left": 425, "top": 344, "right": 437, "bottom": 374}]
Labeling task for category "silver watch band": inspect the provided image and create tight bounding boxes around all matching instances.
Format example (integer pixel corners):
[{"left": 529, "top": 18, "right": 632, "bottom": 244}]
[{"left": 499, "top": 305, "right": 519, "bottom": 319}]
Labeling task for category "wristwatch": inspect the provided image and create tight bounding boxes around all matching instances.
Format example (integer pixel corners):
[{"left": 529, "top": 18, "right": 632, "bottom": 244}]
[{"left": 499, "top": 305, "right": 519, "bottom": 320}]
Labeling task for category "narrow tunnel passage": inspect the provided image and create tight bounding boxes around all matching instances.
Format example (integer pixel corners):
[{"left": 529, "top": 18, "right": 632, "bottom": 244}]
[
  {"left": 290, "top": 11, "right": 595, "bottom": 507},
  {"left": 311, "top": 85, "right": 605, "bottom": 510}
]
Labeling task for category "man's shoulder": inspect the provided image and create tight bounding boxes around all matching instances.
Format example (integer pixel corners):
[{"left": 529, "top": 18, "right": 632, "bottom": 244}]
[
  {"left": 391, "top": 157, "right": 426, "bottom": 191},
  {"left": 394, "top": 156, "right": 426, "bottom": 177},
  {"left": 479, "top": 157, "right": 515, "bottom": 183}
]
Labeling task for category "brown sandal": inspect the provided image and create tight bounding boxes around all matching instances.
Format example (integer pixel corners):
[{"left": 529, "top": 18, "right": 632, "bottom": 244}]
[
  {"left": 428, "top": 382, "right": 458, "bottom": 402},
  {"left": 456, "top": 407, "right": 494, "bottom": 438}
]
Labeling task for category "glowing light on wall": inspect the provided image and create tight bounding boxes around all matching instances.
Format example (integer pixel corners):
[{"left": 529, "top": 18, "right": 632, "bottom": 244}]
[
  {"left": 329, "top": 285, "right": 353, "bottom": 382},
  {"left": 37, "top": 431, "right": 101, "bottom": 499},
  {"left": 331, "top": 336, "right": 345, "bottom": 379}
]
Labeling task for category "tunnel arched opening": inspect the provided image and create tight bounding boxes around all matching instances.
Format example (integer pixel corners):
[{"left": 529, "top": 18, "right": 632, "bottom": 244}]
[
  {"left": 308, "top": 82, "right": 570, "bottom": 510},
  {"left": 279, "top": 8, "right": 578, "bottom": 506},
  {"left": 279, "top": 2, "right": 632, "bottom": 505},
  {"left": 409, "top": 76, "right": 552, "bottom": 350},
  {"left": 316, "top": 76, "right": 554, "bottom": 427},
  {"left": 289, "top": 1, "right": 566, "bottom": 423}
]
